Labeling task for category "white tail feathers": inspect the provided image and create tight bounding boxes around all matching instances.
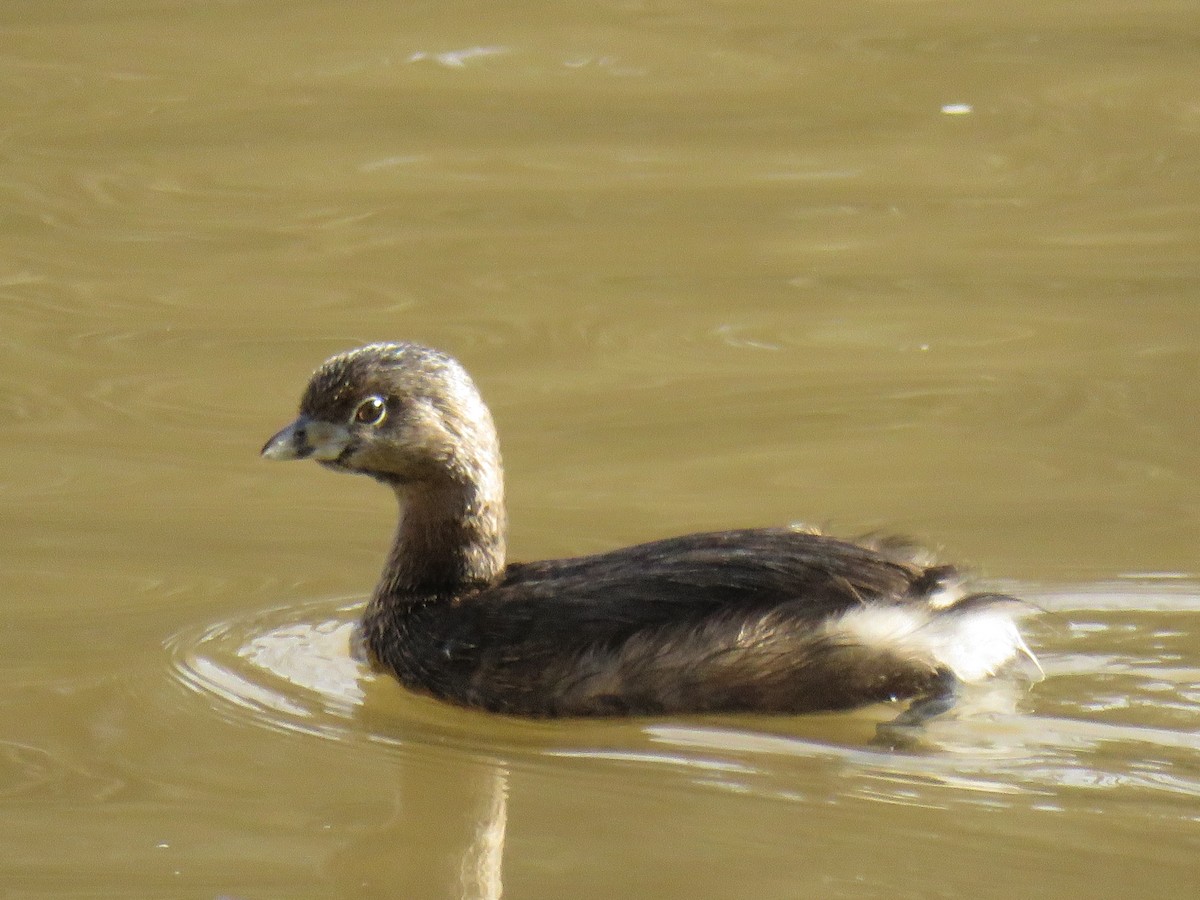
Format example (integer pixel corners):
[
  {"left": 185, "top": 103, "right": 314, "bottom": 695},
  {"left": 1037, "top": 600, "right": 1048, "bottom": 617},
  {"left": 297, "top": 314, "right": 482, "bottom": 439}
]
[{"left": 825, "top": 598, "right": 1041, "bottom": 684}]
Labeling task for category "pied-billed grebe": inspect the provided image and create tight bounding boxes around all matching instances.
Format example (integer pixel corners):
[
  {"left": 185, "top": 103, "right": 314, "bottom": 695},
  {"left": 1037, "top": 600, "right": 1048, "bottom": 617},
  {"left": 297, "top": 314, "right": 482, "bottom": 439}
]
[{"left": 262, "top": 342, "right": 1038, "bottom": 719}]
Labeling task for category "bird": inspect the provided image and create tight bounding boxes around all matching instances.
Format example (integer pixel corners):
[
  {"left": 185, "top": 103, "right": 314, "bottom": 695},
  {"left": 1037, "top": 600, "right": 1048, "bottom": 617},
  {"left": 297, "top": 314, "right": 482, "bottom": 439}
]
[{"left": 262, "top": 341, "right": 1038, "bottom": 720}]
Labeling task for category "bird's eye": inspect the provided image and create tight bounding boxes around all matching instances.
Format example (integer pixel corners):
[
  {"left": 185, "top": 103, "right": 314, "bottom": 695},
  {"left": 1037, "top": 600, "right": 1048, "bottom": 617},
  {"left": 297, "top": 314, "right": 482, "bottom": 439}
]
[{"left": 352, "top": 395, "right": 387, "bottom": 426}]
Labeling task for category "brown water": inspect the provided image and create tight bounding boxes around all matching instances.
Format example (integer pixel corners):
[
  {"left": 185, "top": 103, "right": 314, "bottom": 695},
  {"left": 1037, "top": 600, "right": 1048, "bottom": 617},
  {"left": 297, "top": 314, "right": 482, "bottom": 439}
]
[{"left": 3, "top": 1, "right": 1199, "bottom": 897}]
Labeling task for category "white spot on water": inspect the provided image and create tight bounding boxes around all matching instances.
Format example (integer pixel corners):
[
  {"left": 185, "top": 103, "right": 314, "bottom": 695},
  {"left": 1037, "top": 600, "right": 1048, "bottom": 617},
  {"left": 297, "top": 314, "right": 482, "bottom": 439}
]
[{"left": 408, "top": 46, "right": 511, "bottom": 69}]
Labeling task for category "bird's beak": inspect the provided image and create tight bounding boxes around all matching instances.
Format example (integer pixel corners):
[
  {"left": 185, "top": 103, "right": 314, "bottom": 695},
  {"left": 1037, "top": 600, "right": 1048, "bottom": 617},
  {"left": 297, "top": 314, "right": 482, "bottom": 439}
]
[{"left": 261, "top": 416, "right": 351, "bottom": 462}]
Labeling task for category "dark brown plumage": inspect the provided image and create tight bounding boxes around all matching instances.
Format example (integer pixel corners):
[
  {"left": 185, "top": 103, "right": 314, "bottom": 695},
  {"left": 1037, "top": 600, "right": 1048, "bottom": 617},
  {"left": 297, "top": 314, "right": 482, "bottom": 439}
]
[{"left": 262, "top": 342, "right": 1037, "bottom": 718}]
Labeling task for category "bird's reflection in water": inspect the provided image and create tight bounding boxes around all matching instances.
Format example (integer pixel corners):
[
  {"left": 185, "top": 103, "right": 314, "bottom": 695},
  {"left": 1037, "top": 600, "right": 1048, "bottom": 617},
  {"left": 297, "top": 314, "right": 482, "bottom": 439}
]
[{"left": 458, "top": 766, "right": 508, "bottom": 900}]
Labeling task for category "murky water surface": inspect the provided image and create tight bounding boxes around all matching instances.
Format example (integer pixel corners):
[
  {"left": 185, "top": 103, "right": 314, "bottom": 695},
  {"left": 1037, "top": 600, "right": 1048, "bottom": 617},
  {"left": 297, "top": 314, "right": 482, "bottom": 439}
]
[{"left": 2, "top": 1, "right": 1198, "bottom": 897}]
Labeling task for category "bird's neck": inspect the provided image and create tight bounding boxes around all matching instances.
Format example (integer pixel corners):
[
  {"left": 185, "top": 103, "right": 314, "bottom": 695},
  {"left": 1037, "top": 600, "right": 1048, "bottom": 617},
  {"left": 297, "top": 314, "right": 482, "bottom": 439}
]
[{"left": 370, "top": 475, "right": 506, "bottom": 606}]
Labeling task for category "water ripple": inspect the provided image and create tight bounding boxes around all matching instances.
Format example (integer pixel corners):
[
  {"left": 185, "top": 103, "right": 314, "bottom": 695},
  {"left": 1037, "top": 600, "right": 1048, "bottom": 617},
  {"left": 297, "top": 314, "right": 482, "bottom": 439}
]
[{"left": 169, "top": 598, "right": 370, "bottom": 741}]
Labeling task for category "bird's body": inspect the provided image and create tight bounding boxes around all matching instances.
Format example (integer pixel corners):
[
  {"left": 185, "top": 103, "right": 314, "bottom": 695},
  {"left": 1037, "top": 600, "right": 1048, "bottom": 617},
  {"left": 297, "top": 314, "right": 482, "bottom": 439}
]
[{"left": 263, "top": 342, "right": 1037, "bottom": 719}]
